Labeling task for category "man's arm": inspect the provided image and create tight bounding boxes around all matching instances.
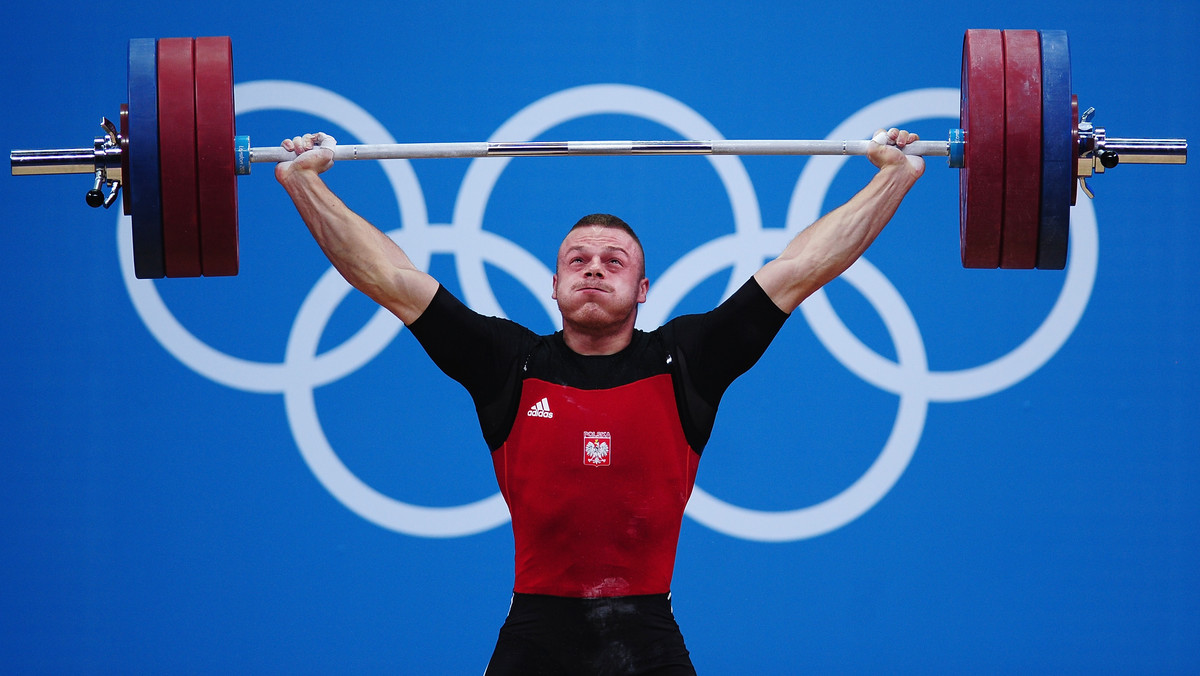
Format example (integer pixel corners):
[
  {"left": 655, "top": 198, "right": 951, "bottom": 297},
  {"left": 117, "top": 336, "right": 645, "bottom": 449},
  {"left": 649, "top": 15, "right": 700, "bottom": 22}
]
[
  {"left": 753, "top": 128, "right": 925, "bottom": 314},
  {"left": 275, "top": 133, "right": 439, "bottom": 325}
]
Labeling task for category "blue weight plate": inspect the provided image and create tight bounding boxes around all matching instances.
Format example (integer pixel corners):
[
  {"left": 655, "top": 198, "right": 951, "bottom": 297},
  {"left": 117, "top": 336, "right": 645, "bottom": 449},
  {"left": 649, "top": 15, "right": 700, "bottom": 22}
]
[
  {"left": 128, "top": 38, "right": 165, "bottom": 279},
  {"left": 1038, "top": 30, "right": 1072, "bottom": 270}
]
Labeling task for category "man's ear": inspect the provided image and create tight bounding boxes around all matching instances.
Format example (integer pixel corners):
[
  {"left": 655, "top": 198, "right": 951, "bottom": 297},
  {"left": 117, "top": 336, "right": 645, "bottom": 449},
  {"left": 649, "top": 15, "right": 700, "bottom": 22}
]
[
  {"left": 637, "top": 277, "right": 649, "bottom": 304},
  {"left": 552, "top": 273, "right": 558, "bottom": 300}
]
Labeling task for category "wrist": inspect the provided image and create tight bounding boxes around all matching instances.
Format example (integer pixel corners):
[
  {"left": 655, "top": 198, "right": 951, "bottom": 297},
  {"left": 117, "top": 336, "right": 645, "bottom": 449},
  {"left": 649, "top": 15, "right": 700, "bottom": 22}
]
[
  {"left": 276, "top": 162, "right": 320, "bottom": 190},
  {"left": 877, "top": 157, "right": 923, "bottom": 187}
]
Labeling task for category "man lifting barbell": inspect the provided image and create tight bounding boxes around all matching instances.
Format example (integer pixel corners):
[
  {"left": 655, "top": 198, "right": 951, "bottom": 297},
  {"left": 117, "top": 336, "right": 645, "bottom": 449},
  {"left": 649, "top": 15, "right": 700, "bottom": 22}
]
[{"left": 275, "top": 127, "right": 923, "bottom": 674}]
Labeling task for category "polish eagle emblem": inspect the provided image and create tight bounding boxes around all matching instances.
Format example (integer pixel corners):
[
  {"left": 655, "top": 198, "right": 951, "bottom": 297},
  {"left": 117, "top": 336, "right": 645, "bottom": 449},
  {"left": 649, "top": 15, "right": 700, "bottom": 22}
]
[{"left": 583, "top": 432, "right": 611, "bottom": 466}]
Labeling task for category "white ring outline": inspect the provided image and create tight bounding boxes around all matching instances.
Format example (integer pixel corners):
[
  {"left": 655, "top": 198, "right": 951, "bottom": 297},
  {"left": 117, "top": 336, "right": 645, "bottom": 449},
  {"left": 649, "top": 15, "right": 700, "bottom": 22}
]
[{"left": 119, "top": 83, "right": 1097, "bottom": 541}]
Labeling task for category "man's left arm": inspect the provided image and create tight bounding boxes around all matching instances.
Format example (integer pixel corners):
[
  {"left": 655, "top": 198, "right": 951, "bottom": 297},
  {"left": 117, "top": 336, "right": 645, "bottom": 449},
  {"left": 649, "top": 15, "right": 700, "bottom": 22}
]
[{"left": 753, "top": 128, "right": 925, "bottom": 314}]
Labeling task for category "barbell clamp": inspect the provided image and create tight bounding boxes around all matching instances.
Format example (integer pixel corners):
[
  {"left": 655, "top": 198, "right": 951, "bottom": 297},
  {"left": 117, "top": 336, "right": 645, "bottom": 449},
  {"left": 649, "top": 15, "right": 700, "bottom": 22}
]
[
  {"left": 85, "top": 118, "right": 124, "bottom": 208},
  {"left": 1074, "top": 105, "right": 1188, "bottom": 200}
]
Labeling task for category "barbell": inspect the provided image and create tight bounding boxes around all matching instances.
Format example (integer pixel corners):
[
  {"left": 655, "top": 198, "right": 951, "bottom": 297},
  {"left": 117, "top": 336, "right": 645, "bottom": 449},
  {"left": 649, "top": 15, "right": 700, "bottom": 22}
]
[{"left": 9, "top": 30, "right": 1188, "bottom": 279}]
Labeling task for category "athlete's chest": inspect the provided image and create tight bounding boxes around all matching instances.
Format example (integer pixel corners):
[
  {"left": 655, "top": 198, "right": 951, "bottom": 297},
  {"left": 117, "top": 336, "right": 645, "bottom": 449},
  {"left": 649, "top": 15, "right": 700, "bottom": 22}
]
[
  {"left": 511, "top": 373, "right": 684, "bottom": 459},
  {"left": 495, "top": 375, "right": 695, "bottom": 499}
]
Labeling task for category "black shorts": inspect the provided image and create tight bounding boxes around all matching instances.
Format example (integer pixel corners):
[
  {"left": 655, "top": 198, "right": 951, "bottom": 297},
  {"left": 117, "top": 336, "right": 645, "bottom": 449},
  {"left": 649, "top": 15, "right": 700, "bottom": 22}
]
[{"left": 485, "top": 592, "right": 697, "bottom": 676}]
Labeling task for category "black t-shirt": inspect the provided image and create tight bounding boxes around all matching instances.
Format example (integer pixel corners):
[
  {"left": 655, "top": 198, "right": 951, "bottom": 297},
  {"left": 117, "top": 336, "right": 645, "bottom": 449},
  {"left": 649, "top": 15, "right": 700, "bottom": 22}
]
[{"left": 408, "top": 276, "right": 789, "bottom": 455}]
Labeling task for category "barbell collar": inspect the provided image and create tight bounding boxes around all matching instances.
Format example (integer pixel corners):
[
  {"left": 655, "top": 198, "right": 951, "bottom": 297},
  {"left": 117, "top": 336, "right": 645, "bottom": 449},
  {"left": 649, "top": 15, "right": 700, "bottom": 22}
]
[
  {"left": 1076, "top": 127, "right": 1187, "bottom": 178},
  {"left": 10, "top": 148, "right": 97, "bottom": 175},
  {"left": 11, "top": 136, "right": 125, "bottom": 178},
  {"left": 1098, "top": 137, "right": 1187, "bottom": 164}
]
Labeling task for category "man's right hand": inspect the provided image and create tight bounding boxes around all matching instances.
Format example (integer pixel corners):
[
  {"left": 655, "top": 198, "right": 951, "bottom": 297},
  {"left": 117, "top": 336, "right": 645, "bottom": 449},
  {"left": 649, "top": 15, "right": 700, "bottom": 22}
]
[
  {"left": 868, "top": 127, "right": 925, "bottom": 179},
  {"left": 275, "top": 132, "right": 337, "bottom": 184}
]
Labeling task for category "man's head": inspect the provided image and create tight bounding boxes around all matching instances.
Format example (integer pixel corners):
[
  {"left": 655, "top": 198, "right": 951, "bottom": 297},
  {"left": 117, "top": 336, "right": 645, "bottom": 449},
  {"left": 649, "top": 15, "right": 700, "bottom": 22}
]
[
  {"left": 557, "top": 214, "right": 645, "bottom": 278},
  {"left": 552, "top": 214, "right": 649, "bottom": 339}
]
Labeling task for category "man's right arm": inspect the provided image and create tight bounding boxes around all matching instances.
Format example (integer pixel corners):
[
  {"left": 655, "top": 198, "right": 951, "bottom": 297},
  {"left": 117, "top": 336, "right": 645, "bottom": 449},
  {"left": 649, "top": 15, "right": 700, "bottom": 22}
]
[{"left": 275, "top": 133, "right": 439, "bottom": 325}]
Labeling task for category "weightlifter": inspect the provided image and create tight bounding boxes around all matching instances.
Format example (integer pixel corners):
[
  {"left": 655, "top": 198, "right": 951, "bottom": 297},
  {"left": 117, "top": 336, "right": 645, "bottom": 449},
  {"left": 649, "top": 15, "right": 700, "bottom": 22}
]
[{"left": 276, "top": 127, "right": 924, "bottom": 674}]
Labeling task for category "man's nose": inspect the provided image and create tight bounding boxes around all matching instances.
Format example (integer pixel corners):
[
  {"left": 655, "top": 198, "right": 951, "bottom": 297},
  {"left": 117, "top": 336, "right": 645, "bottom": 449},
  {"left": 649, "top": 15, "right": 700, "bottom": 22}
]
[{"left": 584, "top": 258, "right": 603, "bottom": 276}]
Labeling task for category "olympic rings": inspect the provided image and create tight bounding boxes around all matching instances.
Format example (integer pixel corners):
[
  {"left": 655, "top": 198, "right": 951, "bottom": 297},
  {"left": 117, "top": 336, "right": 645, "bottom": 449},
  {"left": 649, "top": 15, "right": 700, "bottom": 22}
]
[{"left": 119, "top": 81, "right": 1097, "bottom": 542}]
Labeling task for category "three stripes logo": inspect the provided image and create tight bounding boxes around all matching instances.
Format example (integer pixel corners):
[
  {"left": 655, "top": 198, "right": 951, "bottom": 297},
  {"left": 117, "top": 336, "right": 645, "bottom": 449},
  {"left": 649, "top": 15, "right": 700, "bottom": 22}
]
[{"left": 527, "top": 397, "right": 554, "bottom": 419}]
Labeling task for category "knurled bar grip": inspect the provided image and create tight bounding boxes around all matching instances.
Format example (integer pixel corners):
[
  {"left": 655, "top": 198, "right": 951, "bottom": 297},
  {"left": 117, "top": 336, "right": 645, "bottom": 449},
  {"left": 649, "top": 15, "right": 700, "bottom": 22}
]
[{"left": 246, "top": 139, "right": 951, "bottom": 163}]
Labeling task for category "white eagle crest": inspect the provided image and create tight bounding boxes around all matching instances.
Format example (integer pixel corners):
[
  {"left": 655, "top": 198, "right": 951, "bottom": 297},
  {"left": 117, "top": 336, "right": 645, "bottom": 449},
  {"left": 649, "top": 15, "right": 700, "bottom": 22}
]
[{"left": 585, "top": 440, "right": 610, "bottom": 465}]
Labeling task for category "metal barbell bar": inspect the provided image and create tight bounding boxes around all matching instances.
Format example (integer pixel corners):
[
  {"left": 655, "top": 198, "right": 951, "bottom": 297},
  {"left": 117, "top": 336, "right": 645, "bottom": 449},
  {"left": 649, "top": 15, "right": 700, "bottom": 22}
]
[
  {"left": 243, "top": 139, "right": 954, "bottom": 161},
  {"left": 11, "top": 139, "right": 954, "bottom": 175},
  {"left": 13, "top": 135, "right": 1186, "bottom": 172}
]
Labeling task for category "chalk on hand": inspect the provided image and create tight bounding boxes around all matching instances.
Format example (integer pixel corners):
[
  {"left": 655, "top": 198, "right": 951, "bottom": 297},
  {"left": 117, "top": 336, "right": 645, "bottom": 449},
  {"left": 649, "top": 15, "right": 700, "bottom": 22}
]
[{"left": 872, "top": 130, "right": 891, "bottom": 145}]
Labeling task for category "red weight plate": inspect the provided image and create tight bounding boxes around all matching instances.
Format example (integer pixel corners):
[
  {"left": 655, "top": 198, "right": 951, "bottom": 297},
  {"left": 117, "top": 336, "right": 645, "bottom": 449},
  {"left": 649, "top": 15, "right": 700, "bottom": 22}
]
[
  {"left": 195, "top": 36, "right": 239, "bottom": 276},
  {"left": 960, "top": 29, "right": 1005, "bottom": 269},
  {"left": 999, "top": 30, "right": 1042, "bottom": 269},
  {"left": 158, "top": 37, "right": 203, "bottom": 278}
]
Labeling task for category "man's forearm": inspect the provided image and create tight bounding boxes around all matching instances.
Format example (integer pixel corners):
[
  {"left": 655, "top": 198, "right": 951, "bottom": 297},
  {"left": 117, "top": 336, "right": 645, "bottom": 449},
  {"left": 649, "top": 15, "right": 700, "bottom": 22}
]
[
  {"left": 280, "top": 168, "right": 438, "bottom": 324},
  {"left": 754, "top": 158, "right": 921, "bottom": 313}
]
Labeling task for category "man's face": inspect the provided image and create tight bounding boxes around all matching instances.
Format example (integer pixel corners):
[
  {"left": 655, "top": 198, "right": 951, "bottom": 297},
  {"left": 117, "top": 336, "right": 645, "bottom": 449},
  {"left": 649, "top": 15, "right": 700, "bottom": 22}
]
[{"left": 552, "top": 225, "right": 649, "bottom": 332}]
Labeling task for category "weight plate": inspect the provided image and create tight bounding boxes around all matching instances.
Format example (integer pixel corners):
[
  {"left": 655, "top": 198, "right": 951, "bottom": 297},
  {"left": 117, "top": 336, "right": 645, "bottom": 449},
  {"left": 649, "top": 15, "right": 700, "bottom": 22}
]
[
  {"left": 120, "top": 104, "right": 131, "bottom": 216},
  {"left": 195, "top": 36, "right": 239, "bottom": 277},
  {"left": 1000, "top": 29, "right": 1042, "bottom": 269},
  {"left": 959, "top": 29, "right": 1005, "bottom": 269},
  {"left": 1038, "top": 30, "right": 1072, "bottom": 270},
  {"left": 157, "top": 37, "right": 202, "bottom": 278},
  {"left": 1071, "top": 96, "right": 1079, "bottom": 207},
  {"left": 127, "top": 38, "right": 165, "bottom": 279}
]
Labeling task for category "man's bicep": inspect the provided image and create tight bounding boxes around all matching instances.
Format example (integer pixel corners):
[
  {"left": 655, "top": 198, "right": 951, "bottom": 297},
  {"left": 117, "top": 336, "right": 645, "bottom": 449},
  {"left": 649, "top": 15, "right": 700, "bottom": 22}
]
[{"left": 360, "top": 264, "right": 441, "bottom": 326}]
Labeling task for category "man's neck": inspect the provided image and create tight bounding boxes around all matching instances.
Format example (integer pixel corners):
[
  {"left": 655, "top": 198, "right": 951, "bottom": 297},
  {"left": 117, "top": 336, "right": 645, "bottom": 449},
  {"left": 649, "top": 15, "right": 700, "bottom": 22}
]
[{"left": 561, "top": 323, "right": 636, "bottom": 356}]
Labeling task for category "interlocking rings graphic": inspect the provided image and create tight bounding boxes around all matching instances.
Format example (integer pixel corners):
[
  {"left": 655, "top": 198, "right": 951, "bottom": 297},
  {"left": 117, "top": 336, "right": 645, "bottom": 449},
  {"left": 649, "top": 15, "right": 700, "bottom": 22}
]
[{"left": 118, "top": 81, "right": 1097, "bottom": 542}]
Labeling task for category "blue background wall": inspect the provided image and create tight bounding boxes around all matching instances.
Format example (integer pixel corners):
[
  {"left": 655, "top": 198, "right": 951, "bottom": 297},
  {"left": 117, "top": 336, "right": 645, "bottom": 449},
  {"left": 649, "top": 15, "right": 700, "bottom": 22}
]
[{"left": 3, "top": 1, "right": 1197, "bottom": 673}]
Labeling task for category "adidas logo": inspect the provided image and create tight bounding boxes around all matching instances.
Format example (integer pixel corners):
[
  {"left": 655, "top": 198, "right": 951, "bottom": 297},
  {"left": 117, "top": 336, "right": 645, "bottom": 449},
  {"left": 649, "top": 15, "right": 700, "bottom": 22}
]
[{"left": 527, "top": 397, "right": 554, "bottom": 419}]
